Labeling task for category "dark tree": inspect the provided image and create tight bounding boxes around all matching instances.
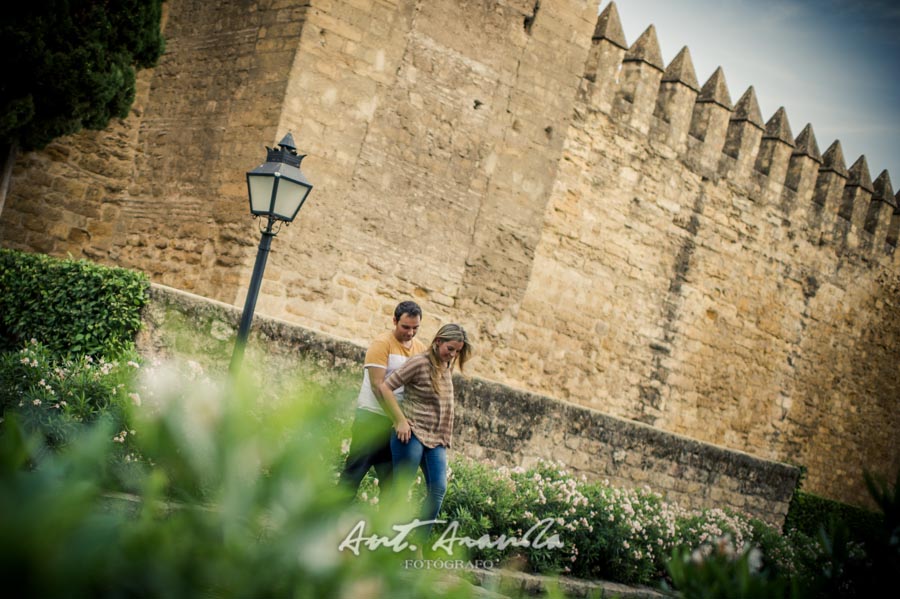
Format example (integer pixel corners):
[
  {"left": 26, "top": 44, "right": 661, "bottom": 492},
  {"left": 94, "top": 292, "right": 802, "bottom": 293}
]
[{"left": 0, "top": 0, "right": 165, "bottom": 212}]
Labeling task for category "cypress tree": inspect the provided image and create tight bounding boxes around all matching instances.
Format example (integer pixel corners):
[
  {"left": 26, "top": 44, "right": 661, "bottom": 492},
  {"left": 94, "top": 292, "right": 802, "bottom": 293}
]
[{"left": 0, "top": 0, "right": 165, "bottom": 151}]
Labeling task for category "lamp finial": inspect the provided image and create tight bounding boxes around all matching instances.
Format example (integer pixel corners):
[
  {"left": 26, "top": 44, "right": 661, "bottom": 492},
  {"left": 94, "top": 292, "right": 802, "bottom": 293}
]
[{"left": 277, "top": 132, "right": 297, "bottom": 155}]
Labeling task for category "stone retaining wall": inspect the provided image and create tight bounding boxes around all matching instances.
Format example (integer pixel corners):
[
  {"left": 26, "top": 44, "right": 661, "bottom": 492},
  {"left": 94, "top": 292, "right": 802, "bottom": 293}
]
[{"left": 141, "top": 283, "right": 799, "bottom": 526}]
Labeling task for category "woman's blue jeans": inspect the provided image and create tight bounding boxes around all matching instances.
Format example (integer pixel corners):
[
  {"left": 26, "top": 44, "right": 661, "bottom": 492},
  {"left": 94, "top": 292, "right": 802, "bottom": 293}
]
[{"left": 390, "top": 431, "right": 447, "bottom": 543}]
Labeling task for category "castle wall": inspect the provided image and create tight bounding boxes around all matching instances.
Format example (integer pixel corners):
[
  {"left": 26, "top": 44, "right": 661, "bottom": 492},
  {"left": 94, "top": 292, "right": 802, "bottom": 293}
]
[
  {"left": 513, "top": 8, "right": 899, "bottom": 506},
  {"left": 1, "top": 0, "right": 897, "bottom": 507}
]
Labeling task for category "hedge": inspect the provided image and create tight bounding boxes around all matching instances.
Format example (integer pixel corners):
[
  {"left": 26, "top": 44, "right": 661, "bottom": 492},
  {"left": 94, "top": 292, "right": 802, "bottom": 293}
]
[
  {"left": 0, "top": 249, "right": 149, "bottom": 358},
  {"left": 784, "top": 489, "right": 882, "bottom": 544}
]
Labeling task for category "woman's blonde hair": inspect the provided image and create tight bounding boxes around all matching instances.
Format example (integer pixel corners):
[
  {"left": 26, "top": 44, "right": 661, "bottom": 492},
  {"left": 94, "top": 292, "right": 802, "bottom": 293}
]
[{"left": 426, "top": 323, "right": 472, "bottom": 393}]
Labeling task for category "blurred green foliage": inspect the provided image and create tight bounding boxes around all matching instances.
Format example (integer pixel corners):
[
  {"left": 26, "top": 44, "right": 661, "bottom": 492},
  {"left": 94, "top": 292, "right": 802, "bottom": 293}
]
[
  {"left": 666, "top": 536, "right": 792, "bottom": 599},
  {"left": 0, "top": 362, "right": 478, "bottom": 598}
]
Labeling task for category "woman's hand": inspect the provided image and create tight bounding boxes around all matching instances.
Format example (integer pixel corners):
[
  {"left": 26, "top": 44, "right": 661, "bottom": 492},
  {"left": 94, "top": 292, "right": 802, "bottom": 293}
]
[{"left": 394, "top": 419, "right": 412, "bottom": 443}]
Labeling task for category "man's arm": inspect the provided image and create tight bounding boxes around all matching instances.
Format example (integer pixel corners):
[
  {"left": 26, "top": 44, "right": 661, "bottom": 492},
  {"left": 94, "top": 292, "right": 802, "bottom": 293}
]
[
  {"left": 361, "top": 337, "right": 389, "bottom": 405},
  {"left": 367, "top": 366, "right": 386, "bottom": 402},
  {"left": 378, "top": 380, "right": 411, "bottom": 443}
]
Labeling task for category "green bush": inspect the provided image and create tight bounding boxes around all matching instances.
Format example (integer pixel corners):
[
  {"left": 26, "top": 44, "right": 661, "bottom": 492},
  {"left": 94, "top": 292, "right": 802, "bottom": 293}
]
[
  {"left": 0, "top": 249, "right": 149, "bottom": 359},
  {"left": 782, "top": 473, "right": 899, "bottom": 598},
  {"left": 784, "top": 490, "right": 881, "bottom": 544},
  {"left": 573, "top": 479, "right": 675, "bottom": 583}
]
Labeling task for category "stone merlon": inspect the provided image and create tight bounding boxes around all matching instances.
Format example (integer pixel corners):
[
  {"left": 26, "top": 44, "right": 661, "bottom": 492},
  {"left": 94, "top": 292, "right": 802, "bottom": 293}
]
[
  {"left": 661, "top": 46, "right": 700, "bottom": 91},
  {"left": 873, "top": 171, "right": 896, "bottom": 208},
  {"left": 623, "top": 24, "right": 664, "bottom": 70},
  {"left": 593, "top": 1, "right": 627, "bottom": 48},
  {"left": 730, "top": 86, "right": 765, "bottom": 128},
  {"left": 792, "top": 124, "right": 823, "bottom": 163},
  {"left": 846, "top": 155, "right": 875, "bottom": 192},
  {"left": 821, "top": 140, "right": 850, "bottom": 177},
  {"left": 696, "top": 67, "right": 733, "bottom": 109},
  {"left": 763, "top": 107, "right": 795, "bottom": 146}
]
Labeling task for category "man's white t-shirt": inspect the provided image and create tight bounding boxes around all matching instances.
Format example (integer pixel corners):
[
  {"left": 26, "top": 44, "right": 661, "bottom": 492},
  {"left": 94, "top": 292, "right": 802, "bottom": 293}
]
[{"left": 356, "top": 330, "right": 427, "bottom": 415}]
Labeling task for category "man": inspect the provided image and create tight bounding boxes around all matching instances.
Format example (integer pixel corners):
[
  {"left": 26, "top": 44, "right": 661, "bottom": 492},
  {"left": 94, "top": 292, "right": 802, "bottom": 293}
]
[{"left": 339, "top": 300, "right": 426, "bottom": 499}]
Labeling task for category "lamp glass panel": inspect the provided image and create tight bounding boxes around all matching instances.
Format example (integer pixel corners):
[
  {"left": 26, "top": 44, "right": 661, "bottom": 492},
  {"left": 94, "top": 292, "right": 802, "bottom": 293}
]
[
  {"left": 248, "top": 175, "right": 276, "bottom": 214},
  {"left": 272, "top": 178, "right": 310, "bottom": 221}
]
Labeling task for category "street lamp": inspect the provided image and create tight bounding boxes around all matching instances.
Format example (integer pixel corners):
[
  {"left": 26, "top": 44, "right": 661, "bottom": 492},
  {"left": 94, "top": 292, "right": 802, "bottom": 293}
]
[{"left": 230, "top": 132, "right": 313, "bottom": 372}]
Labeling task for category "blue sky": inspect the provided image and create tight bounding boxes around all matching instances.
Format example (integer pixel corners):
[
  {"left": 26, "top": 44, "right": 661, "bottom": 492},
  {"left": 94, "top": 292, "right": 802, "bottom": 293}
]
[{"left": 607, "top": 0, "right": 900, "bottom": 189}]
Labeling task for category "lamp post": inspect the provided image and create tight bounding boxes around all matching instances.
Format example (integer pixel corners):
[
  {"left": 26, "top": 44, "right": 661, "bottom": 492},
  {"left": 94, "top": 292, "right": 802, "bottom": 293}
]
[{"left": 230, "top": 133, "right": 313, "bottom": 373}]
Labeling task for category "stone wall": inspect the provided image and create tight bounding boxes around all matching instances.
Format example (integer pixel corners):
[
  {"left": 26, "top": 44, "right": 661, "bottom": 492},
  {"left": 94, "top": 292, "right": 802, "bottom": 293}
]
[
  {"left": 141, "top": 283, "right": 800, "bottom": 526},
  {"left": 1, "top": 0, "right": 896, "bottom": 507}
]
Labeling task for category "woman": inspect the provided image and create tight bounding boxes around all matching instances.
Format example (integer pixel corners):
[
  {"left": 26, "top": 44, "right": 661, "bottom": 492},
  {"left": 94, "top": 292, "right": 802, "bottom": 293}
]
[{"left": 378, "top": 323, "right": 472, "bottom": 543}]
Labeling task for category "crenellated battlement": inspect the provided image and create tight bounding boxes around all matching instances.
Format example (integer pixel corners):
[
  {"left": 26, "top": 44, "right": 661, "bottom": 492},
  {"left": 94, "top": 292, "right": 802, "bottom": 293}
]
[{"left": 585, "top": 2, "right": 897, "bottom": 261}]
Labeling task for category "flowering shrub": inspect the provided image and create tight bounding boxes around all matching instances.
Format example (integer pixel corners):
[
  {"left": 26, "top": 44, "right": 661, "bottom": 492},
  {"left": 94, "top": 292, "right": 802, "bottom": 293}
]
[
  {"left": 0, "top": 339, "right": 141, "bottom": 452},
  {"left": 435, "top": 456, "right": 802, "bottom": 587},
  {"left": 674, "top": 506, "right": 755, "bottom": 559},
  {"left": 343, "top": 451, "right": 804, "bottom": 586},
  {"left": 575, "top": 481, "right": 682, "bottom": 582}
]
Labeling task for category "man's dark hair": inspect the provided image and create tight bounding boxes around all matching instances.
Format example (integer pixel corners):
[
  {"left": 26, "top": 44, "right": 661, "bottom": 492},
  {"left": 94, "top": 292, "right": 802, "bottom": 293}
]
[{"left": 394, "top": 300, "right": 422, "bottom": 320}]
